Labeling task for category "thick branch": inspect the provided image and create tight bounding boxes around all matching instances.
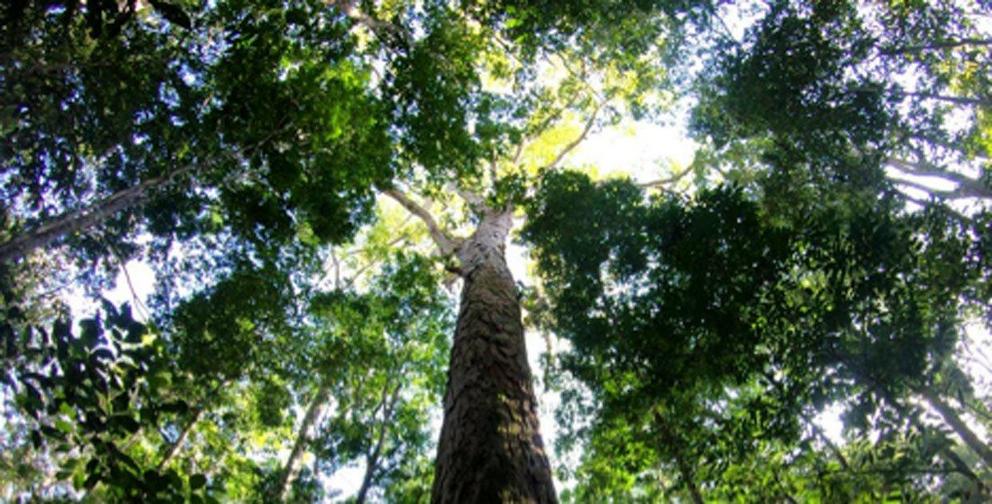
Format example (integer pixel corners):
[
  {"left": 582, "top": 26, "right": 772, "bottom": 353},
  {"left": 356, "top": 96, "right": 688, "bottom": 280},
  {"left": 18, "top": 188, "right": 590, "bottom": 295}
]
[
  {"left": 841, "top": 359, "right": 987, "bottom": 490},
  {"left": 383, "top": 189, "right": 461, "bottom": 256},
  {"left": 892, "top": 178, "right": 960, "bottom": 198},
  {"left": 0, "top": 163, "right": 196, "bottom": 263},
  {"left": 887, "top": 157, "right": 991, "bottom": 199},
  {"left": 941, "top": 446, "right": 986, "bottom": 486},
  {"left": 0, "top": 118, "right": 287, "bottom": 263},
  {"left": 920, "top": 388, "right": 992, "bottom": 468}
]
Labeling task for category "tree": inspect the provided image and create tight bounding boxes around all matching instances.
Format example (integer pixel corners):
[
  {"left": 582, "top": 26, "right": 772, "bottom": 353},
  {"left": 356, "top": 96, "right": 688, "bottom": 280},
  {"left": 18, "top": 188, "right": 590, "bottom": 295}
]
[
  {"left": 3, "top": 0, "right": 992, "bottom": 502},
  {"left": 521, "top": 165, "right": 990, "bottom": 499}
]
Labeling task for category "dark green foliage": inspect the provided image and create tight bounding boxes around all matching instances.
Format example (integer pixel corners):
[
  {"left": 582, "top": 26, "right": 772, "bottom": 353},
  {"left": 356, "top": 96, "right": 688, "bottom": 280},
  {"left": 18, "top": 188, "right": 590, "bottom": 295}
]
[
  {"left": 385, "top": 12, "right": 484, "bottom": 178},
  {"left": 691, "top": 2, "right": 892, "bottom": 167},
  {"left": 205, "top": 0, "right": 393, "bottom": 246},
  {"left": 168, "top": 261, "right": 297, "bottom": 381},
  {"left": 524, "top": 170, "right": 987, "bottom": 499},
  {"left": 0, "top": 300, "right": 213, "bottom": 501},
  {"left": 0, "top": 0, "right": 393, "bottom": 278}
]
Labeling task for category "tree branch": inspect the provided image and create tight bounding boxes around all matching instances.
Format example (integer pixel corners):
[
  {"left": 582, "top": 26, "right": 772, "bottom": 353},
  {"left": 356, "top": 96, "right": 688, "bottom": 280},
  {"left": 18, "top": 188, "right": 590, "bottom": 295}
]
[
  {"left": 920, "top": 388, "right": 992, "bottom": 468},
  {"left": 880, "top": 38, "right": 992, "bottom": 55},
  {"left": 356, "top": 381, "right": 401, "bottom": 504},
  {"left": 383, "top": 189, "right": 461, "bottom": 256},
  {"left": 329, "top": 248, "right": 342, "bottom": 290},
  {"left": 277, "top": 384, "right": 332, "bottom": 501},
  {"left": 639, "top": 167, "right": 693, "bottom": 189},
  {"left": 887, "top": 157, "right": 991, "bottom": 200},
  {"left": 801, "top": 410, "right": 850, "bottom": 470},
  {"left": 903, "top": 91, "right": 992, "bottom": 109},
  {"left": 544, "top": 100, "right": 604, "bottom": 170}
]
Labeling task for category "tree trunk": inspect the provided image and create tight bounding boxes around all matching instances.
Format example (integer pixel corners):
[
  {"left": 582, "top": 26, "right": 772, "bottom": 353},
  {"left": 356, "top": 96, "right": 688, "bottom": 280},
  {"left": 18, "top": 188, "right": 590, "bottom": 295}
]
[
  {"left": 654, "top": 413, "right": 704, "bottom": 504},
  {"left": 156, "top": 405, "right": 205, "bottom": 471},
  {"left": 356, "top": 383, "right": 399, "bottom": 504},
  {"left": 277, "top": 384, "right": 331, "bottom": 502},
  {"left": 0, "top": 163, "right": 195, "bottom": 263},
  {"left": 431, "top": 209, "right": 557, "bottom": 503},
  {"left": 921, "top": 388, "right": 992, "bottom": 468}
]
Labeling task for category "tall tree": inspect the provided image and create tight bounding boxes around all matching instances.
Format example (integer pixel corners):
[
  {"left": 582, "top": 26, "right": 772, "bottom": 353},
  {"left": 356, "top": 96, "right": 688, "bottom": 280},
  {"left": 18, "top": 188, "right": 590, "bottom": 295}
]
[{"left": 4, "top": 0, "right": 992, "bottom": 502}]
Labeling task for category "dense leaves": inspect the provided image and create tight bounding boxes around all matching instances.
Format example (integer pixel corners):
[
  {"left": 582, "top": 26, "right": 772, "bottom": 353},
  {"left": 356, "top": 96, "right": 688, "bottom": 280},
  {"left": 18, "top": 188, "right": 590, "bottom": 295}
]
[
  {"left": 1, "top": 300, "right": 210, "bottom": 501},
  {"left": 2, "top": 0, "right": 992, "bottom": 501},
  {"left": 524, "top": 169, "right": 990, "bottom": 500}
]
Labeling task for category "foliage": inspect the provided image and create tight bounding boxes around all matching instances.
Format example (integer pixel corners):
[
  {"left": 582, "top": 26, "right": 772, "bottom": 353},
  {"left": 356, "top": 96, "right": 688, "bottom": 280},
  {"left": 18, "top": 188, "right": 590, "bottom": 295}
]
[
  {"left": 523, "top": 169, "right": 990, "bottom": 499},
  {"left": 2, "top": 0, "right": 992, "bottom": 501},
  {"left": 1, "top": 300, "right": 212, "bottom": 502}
]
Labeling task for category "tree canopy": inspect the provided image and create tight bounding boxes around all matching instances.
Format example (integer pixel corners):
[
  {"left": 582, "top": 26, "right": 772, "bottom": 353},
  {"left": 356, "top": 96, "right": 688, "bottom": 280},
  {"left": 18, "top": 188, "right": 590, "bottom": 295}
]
[{"left": 1, "top": 0, "right": 991, "bottom": 502}]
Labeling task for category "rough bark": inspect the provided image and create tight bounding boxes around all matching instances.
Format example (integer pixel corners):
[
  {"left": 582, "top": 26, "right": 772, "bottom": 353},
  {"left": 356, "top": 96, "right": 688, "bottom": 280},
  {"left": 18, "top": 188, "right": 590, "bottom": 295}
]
[
  {"left": 277, "top": 384, "right": 331, "bottom": 502},
  {"left": 431, "top": 209, "right": 557, "bottom": 503},
  {"left": 921, "top": 388, "right": 992, "bottom": 468},
  {"left": 0, "top": 164, "right": 194, "bottom": 263}
]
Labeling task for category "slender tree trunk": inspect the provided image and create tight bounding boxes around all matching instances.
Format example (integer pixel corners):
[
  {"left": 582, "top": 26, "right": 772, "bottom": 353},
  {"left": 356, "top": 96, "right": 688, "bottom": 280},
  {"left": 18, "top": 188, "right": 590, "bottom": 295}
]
[
  {"left": 355, "top": 435, "right": 383, "bottom": 504},
  {"left": 921, "top": 388, "right": 992, "bottom": 468},
  {"left": 277, "top": 384, "right": 331, "bottom": 502},
  {"left": 431, "top": 209, "right": 557, "bottom": 503},
  {"left": 674, "top": 452, "right": 704, "bottom": 504},
  {"left": 156, "top": 405, "right": 205, "bottom": 471},
  {"left": 0, "top": 163, "right": 195, "bottom": 263},
  {"left": 654, "top": 413, "right": 704, "bottom": 504},
  {"left": 940, "top": 446, "right": 986, "bottom": 490},
  {"left": 356, "top": 384, "right": 399, "bottom": 504}
]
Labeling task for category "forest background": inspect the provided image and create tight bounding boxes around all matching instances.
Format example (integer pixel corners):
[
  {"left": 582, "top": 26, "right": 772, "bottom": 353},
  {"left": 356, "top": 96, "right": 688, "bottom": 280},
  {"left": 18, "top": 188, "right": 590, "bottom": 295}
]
[{"left": 1, "top": 0, "right": 992, "bottom": 502}]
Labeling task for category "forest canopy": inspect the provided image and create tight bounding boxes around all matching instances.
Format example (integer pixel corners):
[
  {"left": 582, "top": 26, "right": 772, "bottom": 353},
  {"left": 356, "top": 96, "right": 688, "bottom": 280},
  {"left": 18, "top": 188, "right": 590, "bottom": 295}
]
[{"left": 1, "top": 0, "right": 991, "bottom": 502}]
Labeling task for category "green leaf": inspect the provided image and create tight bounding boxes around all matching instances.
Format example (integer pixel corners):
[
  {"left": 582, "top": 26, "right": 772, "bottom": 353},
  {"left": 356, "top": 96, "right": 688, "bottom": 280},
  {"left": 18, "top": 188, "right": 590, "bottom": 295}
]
[{"left": 189, "top": 473, "right": 207, "bottom": 489}]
